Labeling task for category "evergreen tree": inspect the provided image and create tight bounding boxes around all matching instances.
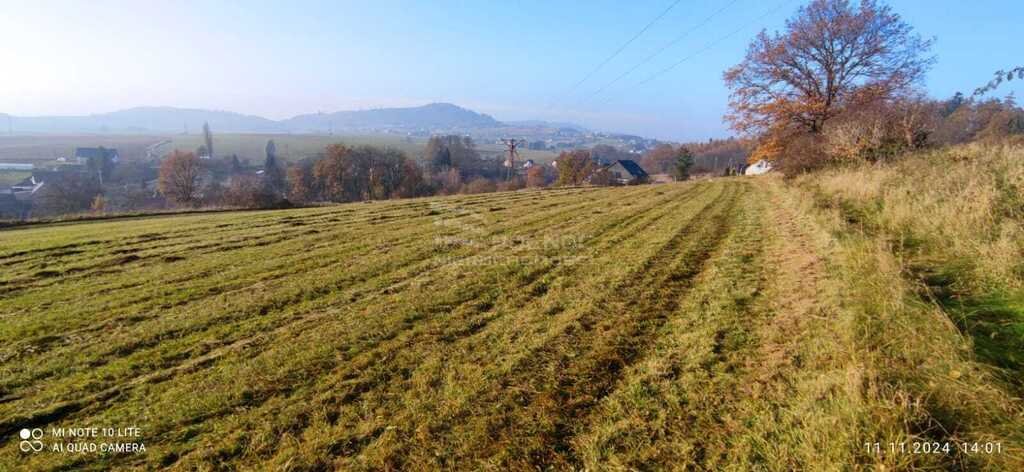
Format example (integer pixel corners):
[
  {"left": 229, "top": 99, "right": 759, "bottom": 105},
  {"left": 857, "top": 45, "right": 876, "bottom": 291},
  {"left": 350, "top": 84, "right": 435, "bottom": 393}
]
[
  {"left": 202, "top": 122, "right": 214, "bottom": 158},
  {"left": 263, "top": 139, "right": 285, "bottom": 194},
  {"left": 674, "top": 147, "right": 694, "bottom": 181}
]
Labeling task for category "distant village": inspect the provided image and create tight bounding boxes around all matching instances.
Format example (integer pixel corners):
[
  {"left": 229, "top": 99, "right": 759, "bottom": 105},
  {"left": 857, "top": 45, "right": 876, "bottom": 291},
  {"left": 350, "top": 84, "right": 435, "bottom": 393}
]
[{"left": 0, "top": 128, "right": 754, "bottom": 222}]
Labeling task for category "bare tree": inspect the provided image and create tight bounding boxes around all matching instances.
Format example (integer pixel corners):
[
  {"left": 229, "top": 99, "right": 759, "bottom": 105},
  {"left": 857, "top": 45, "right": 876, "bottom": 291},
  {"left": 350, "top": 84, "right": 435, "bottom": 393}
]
[{"left": 34, "top": 173, "right": 101, "bottom": 216}]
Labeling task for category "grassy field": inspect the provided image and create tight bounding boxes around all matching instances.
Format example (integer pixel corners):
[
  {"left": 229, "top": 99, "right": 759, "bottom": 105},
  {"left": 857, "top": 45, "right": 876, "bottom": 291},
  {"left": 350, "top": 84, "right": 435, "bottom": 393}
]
[
  {"left": 0, "top": 135, "right": 165, "bottom": 164},
  {"left": 0, "top": 175, "right": 1020, "bottom": 469}
]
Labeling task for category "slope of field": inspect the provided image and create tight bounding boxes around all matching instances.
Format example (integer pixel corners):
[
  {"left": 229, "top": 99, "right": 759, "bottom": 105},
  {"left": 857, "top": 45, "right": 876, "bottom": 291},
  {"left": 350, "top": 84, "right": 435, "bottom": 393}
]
[{"left": 0, "top": 179, "right": 1020, "bottom": 470}]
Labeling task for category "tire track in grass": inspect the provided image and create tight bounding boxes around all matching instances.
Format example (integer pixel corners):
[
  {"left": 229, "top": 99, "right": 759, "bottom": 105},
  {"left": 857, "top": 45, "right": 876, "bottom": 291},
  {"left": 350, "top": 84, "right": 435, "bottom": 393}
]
[
  {"left": 570, "top": 183, "right": 769, "bottom": 469},
  {"left": 334, "top": 182, "right": 740, "bottom": 470},
  {"left": 101, "top": 185, "right": 697, "bottom": 470},
  {"left": 463, "top": 182, "right": 742, "bottom": 470}
]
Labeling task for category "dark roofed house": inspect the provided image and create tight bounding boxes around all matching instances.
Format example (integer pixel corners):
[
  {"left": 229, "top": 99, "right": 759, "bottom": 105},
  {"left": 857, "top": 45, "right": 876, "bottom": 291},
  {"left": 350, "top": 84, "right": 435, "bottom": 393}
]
[
  {"left": 11, "top": 174, "right": 45, "bottom": 194},
  {"left": 605, "top": 159, "right": 649, "bottom": 185},
  {"left": 75, "top": 147, "right": 120, "bottom": 165}
]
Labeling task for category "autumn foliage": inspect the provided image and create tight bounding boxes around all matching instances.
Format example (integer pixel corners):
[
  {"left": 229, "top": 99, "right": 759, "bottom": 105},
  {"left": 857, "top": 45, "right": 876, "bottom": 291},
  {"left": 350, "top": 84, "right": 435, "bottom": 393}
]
[
  {"left": 158, "top": 150, "right": 204, "bottom": 206},
  {"left": 725, "top": 0, "right": 933, "bottom": 172},
  {"left": 555, "top": 150, "right": 596, "bottom": 186}
]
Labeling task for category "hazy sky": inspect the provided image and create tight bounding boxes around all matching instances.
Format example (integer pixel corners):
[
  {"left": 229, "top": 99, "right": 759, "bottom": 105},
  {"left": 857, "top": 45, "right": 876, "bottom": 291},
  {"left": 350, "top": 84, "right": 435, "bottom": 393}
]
[{"left": 1, "top": 0, "right": 1022, "bottom": 140}]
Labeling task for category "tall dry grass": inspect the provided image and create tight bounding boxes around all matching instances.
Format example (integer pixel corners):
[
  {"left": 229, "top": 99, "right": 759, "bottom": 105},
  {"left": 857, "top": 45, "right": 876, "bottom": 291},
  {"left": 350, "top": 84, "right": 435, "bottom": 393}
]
[
  {"left": 785, "top": 144, "right": 1024, "bottom": 469},
  {"left": 800, "top": 143, "right": 1024, "bottom": 293}
]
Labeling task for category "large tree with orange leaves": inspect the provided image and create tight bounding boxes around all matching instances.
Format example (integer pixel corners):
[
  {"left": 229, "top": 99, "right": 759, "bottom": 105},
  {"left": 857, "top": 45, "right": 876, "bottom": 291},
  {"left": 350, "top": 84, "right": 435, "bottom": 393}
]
[{"left": 725, "top": 0, "right": 932, "bottom": 163}]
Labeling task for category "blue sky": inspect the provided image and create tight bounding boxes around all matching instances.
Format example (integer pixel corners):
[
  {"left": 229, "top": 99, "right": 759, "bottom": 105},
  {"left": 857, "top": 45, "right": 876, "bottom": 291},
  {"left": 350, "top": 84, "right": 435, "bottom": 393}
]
[{"left": 0, "top": 0, "right": 1021, "bottom": 140}]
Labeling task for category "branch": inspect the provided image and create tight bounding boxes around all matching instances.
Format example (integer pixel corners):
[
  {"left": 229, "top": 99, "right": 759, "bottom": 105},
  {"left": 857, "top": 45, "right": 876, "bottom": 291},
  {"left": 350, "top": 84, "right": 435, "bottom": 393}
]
[{"left": 974, "top": 66, "right": 1024, "bottom": 96}]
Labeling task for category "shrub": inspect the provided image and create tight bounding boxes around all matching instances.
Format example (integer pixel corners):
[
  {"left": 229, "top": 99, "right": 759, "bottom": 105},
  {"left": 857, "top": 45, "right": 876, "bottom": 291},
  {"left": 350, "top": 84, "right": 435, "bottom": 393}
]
[{"left": 463, "top": 177, "right": 497, "bottom": 194}]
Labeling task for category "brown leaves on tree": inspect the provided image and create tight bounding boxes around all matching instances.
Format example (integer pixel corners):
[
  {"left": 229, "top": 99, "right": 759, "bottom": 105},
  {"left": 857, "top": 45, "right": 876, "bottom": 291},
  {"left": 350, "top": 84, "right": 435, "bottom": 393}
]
[
  {"left": 555, "top": 150, "right": 597, "bottom": 186},
  {"left": 724, "top": 0, "right": 934, "bottom": 163},
  {"left": 158, "top": 150, "right": 204, "bottom": 207}
]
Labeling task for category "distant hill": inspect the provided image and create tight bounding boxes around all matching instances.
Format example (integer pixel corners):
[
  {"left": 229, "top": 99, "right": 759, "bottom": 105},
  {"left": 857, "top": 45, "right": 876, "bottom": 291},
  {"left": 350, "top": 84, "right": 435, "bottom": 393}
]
[
  {"left": 284, "top": 103, "right": 503, "bottom": 132},
  {"left": 1, "top": 103, "right": 503, "bottom": 134},
  {"left": 4, "top": 107, "right": 281, "bottom": 134}
]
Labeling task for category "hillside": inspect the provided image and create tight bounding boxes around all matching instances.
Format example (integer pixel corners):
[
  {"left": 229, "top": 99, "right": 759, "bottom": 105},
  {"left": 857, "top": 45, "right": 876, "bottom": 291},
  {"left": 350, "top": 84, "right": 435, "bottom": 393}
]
[
  {"left": 284, "top": 103, "right": 502, "bottom": 132},
  {"left": 1, "top": 103, "right": 502, "bottom": 135},
  {"left": 1, "top": 164, "right": 1020, "bottom": 469}
]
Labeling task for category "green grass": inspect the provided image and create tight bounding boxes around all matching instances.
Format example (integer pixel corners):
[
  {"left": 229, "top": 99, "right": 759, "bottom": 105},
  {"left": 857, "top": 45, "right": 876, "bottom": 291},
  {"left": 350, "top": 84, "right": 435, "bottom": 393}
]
[{"left": 0, "top": 178, "right": 1020, "bottom": 470}]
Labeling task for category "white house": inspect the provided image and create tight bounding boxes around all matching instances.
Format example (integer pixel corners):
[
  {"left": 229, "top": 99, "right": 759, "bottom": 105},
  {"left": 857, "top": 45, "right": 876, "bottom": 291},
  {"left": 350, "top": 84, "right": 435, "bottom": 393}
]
[{"left": 744, "top": 159, "right": 773, "bottom": 176}]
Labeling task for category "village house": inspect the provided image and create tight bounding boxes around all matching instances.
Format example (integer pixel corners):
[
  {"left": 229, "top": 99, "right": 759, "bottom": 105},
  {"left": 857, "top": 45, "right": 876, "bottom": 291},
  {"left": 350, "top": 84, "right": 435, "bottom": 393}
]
[
  {"left": 10, "top": 173, "right": 47, "bottom": 194},
  {"left": 603, "top": 159, "right": 649, "bottom": 185},
  {"left": 744, "top": 159, "right": 773, "bottom": 175}
]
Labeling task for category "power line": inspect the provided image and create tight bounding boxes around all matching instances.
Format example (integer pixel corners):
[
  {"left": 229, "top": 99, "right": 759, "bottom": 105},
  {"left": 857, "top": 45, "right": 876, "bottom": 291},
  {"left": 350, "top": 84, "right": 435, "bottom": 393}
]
[
  {"left": 546, "top": 0, "right": 682, "bottom": 108},
  {"left": 579, "top": 0, "right": 742, "bottom": 105},
  {"left": 595, "top": 0, "right": 794, "bottom": 107}
]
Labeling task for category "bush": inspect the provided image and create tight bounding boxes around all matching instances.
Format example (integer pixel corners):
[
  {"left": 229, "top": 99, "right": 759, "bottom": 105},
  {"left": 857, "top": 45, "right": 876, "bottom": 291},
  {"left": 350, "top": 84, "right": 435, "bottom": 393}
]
[
  {"left": 463, "top": 177, "right": 497, "bottom": 194},
  {"left": 223, "top": 175, "right": 279, "bottom": 209}
]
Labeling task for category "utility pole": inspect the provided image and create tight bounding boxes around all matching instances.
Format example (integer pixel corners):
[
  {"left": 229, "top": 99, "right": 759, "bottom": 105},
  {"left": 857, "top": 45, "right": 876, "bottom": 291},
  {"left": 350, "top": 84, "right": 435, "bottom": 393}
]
[{"left": 501, "top": 138, "right": 521, "bottom": 181}]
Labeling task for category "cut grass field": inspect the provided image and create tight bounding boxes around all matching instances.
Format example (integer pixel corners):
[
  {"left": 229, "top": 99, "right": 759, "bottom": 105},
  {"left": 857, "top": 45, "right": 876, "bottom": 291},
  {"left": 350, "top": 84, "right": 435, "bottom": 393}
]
[{"left": 0, "top": 176, "right": 1021, "bottom": 469}]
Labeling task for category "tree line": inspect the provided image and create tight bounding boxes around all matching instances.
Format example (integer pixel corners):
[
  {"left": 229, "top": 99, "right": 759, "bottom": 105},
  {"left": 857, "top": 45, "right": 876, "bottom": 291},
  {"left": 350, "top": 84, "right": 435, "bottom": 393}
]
[{"left": 151, "top": 135, "right": 562, "bottom": 212}]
